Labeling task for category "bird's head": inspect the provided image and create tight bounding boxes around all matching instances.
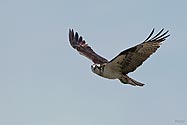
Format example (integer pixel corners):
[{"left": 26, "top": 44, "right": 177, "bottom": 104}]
[{"left": 91, "top": 64, "right": 103, "bottom": 75}]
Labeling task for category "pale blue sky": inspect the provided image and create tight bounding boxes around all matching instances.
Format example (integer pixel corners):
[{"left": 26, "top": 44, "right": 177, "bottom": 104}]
[{"left": 0, "top": 0, "right": 186, "bottom": 125}]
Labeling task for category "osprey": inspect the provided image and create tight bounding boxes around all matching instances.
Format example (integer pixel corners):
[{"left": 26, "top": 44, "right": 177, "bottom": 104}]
[{"left": 69, "top": 29, "right": 170, "bottom": 86}]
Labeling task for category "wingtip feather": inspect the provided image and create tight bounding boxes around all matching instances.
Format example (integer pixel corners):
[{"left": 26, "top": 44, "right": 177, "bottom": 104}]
[
  {"left": 144, "top": 28, "right": 155, "bottom": 41},
  {"left": 144, "top": 28, "right": 170, "bottom": 42}
]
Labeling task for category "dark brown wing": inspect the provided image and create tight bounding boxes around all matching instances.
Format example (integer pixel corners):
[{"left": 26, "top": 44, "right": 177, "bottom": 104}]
[
  {"left": 107, "top": 28, "right": 170, "bottom": 75},
  {"left": 69, "top": 29, "right": 108, "bottom": 64}
]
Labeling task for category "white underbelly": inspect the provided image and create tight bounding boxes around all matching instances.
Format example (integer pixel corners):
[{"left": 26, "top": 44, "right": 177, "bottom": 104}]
[{"left": 102, "top": 67, "right": 121, "bottom": 79}]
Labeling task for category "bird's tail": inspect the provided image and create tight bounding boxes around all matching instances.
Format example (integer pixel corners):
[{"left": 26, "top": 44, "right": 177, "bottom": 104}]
[{"left": 119, "top": 75, "right": 144, "bottom": 86}]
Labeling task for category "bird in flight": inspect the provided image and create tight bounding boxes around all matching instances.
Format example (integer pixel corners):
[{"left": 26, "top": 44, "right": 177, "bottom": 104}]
[{"left": 69, "top": 29, "right": 170, "bottom": 87}]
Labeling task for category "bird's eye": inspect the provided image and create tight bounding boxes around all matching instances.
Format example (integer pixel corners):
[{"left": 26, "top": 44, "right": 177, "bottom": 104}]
[{"left": 94, "top": 66, "right": 96, "bottom": 70}]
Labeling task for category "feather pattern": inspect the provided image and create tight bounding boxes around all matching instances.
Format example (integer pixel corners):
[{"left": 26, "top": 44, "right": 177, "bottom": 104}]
[
  {"left": 69, "top": 29, "right": 108, "bottom": 64},
  {"left": 108, "top": 29, "right": 170, "bottom": 75}
]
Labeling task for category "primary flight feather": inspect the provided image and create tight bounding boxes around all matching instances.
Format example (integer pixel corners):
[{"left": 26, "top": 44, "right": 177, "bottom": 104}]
[{"left": 69, "top": 29, "right": 170, "bottom": 87}]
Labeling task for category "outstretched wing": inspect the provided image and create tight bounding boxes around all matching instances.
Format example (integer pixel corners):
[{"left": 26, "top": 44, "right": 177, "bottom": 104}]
[
  {"left": 69, "top": 29, "right": 108, "bottom": 64},
  {"left": 107, "top": 29, "right": 170, "bottom": 75}
]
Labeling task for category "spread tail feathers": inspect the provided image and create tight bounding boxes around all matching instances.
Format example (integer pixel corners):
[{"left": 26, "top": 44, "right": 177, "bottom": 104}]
[{"left": 119, "top": 75, "right": 144, "bottom": 86}]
